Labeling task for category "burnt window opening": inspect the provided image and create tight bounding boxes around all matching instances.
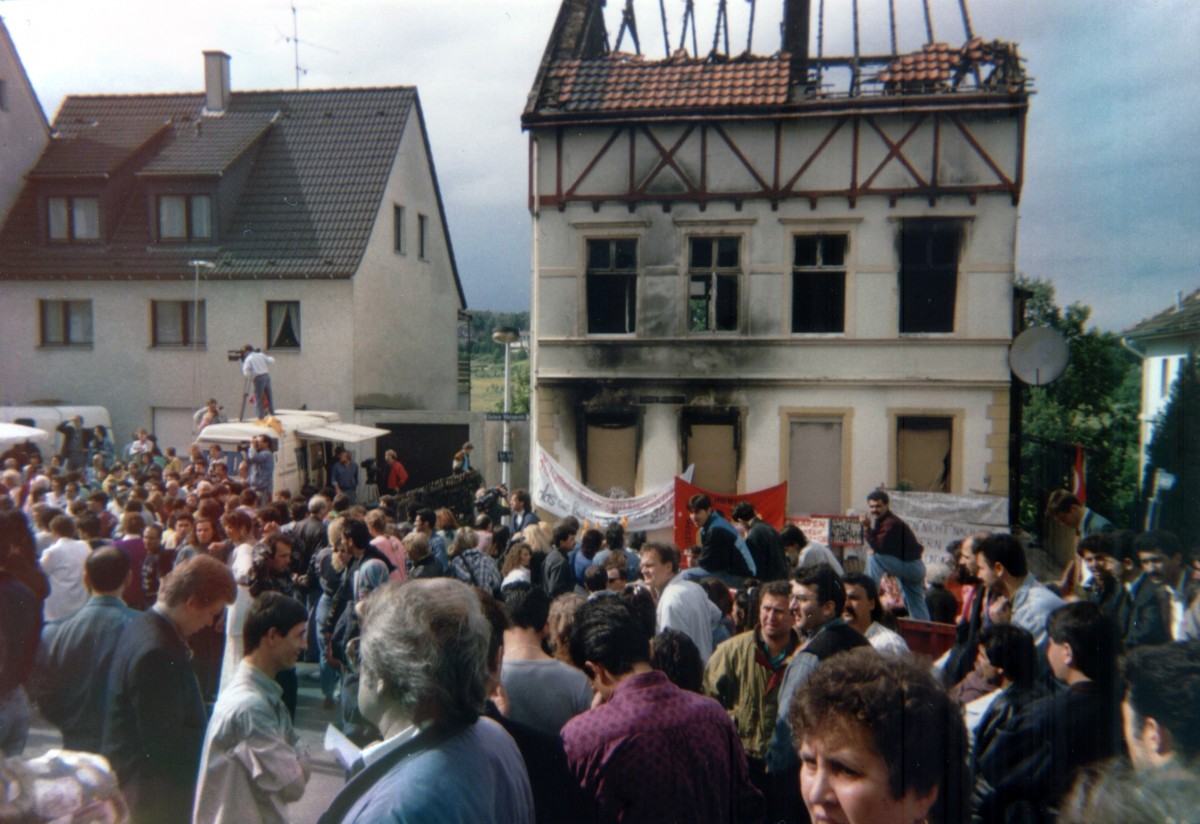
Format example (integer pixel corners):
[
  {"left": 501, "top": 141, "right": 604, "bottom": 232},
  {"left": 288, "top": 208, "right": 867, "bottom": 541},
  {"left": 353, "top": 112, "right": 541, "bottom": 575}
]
[
  {"left": 792, "top": 234, "right": 847, "bottom": 333},
  {"left": 688, "top": 237, "right": 740, "bottom": 332},
  {"left": 577, "top": 407, "right": 640, "bottom": 496},
  {"left": 899, "top": 220, "right": 963, "bottom": 334},
  {"left": 896, "top": 415, "right": 952, "bottom": 493},
  {"left": 681, "top": 406, "right": 741, "bottom": 495},
  {"left": 586, "top": 238, "right": 638, "bottom": 335}
]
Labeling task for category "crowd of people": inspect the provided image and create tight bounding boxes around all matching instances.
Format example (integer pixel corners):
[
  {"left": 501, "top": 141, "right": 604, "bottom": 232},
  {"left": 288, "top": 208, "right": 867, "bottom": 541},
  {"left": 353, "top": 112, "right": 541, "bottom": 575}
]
[{"left": 2, "top": 427, "right": 1199, "bottom": 824}]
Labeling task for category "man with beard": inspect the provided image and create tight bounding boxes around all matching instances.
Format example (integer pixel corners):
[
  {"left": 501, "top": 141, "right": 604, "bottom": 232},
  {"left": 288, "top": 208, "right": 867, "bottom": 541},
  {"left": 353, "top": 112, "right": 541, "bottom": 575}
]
[{"left": 1137, "top": 530, "right": 1199, "bottom": 641}]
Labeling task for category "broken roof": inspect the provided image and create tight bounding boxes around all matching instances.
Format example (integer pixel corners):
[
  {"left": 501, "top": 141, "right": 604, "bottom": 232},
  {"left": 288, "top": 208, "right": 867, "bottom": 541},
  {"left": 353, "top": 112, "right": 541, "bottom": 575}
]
[
  {"left": 0, "top": 86, "right": 466, "bottom": 305},
  {"left": 524, "top": 0, "right": 1028, "bottom": 125},
  {"left": 544, "top": 52, "right": 791, "bottom": 113}
]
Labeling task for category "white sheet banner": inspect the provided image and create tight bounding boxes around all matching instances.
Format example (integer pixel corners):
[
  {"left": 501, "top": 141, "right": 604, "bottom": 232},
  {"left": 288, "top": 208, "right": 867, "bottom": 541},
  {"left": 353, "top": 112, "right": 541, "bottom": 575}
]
[
  {"left": 888, "top": 491, "right": 1009, "bottom": 526},
  {"left": 533, "top": 444, "right": 693, "bottom": 531}
]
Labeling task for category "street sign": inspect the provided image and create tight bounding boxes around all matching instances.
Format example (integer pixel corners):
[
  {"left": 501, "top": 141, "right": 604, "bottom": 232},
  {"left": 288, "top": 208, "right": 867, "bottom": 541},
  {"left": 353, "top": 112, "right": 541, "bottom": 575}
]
[
  {"left": 485, "top": 412, "right": 529, "bottom": 422},
  {"left": 498, "top": 451, "right": 514, "bottom": 463}
]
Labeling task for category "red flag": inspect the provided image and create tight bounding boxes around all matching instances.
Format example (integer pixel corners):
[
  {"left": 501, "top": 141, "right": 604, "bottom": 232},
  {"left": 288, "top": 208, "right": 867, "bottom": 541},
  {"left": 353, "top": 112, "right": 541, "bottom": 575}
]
[
  {"left": 1071, "top": 445, "right": 1086, "bottom": 504},
  {"left": 673, "top": 478, "right": 788, "bottom": 553}
]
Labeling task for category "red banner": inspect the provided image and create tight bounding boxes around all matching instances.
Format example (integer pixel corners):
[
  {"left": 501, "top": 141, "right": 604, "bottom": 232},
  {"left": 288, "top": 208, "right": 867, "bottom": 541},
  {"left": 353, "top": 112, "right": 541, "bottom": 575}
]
[{"left": 673, "top": 478, "right": 788, "bottom": 551}]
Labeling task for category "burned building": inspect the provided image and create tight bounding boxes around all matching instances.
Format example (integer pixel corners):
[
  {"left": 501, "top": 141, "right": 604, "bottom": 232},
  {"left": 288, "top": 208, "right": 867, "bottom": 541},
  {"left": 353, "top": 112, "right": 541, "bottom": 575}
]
[{"left": 523, "top": 0, "right": 1029, "bottom": 513}]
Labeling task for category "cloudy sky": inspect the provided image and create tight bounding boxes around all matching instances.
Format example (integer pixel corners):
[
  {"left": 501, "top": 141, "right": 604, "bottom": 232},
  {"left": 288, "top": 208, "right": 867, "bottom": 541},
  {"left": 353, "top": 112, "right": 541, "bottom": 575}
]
[{"left": 3, "top": 0, "right": 1197, "bottom": 331}]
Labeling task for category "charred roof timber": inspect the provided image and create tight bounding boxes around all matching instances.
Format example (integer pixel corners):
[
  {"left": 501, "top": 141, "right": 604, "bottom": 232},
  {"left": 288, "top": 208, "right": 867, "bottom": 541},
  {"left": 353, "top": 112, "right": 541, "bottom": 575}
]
[{"left": 523, "top": 0, "right": 1029, "bottom": 126}]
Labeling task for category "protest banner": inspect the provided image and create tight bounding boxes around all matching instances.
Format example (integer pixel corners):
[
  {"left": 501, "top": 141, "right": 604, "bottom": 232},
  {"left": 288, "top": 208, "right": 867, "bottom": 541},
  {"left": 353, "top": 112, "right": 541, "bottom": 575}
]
[{"left": 532, "top": 445, "right": 692, "bottom": 531}]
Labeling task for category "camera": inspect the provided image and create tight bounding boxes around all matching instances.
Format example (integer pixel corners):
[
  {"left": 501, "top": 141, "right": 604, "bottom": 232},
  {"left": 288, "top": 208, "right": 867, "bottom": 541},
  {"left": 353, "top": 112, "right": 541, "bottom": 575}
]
[{"left": 227, "top": 349, "right": 243, "bottom": 362}]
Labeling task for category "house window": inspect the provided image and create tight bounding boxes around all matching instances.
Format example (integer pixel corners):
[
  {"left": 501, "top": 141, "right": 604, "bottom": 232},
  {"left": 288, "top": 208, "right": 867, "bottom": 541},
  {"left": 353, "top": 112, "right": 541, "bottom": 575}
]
[
  {"left": 586, "top": 238, "right": 638, "bottom": 334},
  {"left": 47, "top": 196, "right": 100, "bottom": 241},
  {"left": 393, "top": 205, "right": 405, "bottom": 253},
  {"left": 267, "top": 301, "right": 301, "bottom": 349},
  {"left": 896, "top": 415, "right": 952, "bottom": 492},
  {"left": 157, "top": 195, "right": 212, "bottom": 241},
  {"left": 688, "top": 237, "right": 740, "bottom": 332},
  {"left": 899, "top": 220, "right": 963, "bottom": 333},
  {"left": 151, "top": 300, "right": 206, "bottom": 346},
  {"left": 39, "top": 300, "right": 92, "bottom": 346},
  {"left": 792, "top": 234, "right": 847, "bottom": 333},
  {"left": 418, "top": 213, "right": 428, "bottom": 259}
]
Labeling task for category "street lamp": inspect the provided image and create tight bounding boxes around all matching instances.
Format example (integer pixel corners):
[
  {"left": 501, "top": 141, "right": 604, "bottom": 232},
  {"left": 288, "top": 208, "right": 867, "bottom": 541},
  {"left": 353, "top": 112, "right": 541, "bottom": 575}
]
[
  {"left": 189, "top": 260, "right": 217, "bottom": 407},
  {"left": 492, "top": 326, "right": 520, "bottom": 487}
]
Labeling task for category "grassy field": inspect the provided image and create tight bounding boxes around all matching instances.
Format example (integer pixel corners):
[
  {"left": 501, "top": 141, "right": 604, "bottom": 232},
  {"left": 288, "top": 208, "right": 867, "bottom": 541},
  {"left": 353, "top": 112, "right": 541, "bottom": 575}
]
[{"left": 471, "top": 374, "right": 506, "bottom": 412}]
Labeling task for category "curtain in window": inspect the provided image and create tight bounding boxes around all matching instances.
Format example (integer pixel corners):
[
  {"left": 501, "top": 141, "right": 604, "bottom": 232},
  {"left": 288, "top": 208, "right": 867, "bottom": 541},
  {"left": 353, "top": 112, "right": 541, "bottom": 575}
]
[
  {"left": 191, "top": 196, "right": 212, "bottom": 238},
  {"left": 73, "top": 198, "right": 100, "bottom": 239},
  {"left": 159, "top": 196, "right": 186, "bottom": 239},
  {"left": 269, "top": 302, "right": 301, "bottom": 348}
]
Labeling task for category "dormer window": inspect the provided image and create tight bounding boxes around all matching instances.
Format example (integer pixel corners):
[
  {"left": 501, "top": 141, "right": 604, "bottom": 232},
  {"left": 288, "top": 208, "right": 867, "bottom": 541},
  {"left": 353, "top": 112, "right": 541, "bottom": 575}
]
[
  {"left": 47, "top": 196, "right": 100, "bottom": 242},
  {"left": 158, "top": 194, "right": 212, "bottom": 241}
]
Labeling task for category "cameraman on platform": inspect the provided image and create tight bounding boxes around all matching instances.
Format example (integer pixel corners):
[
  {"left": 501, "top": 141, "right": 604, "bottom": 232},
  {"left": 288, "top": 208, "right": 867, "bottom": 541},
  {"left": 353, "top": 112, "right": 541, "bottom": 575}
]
[{"left": 240, "top": 344, "right": 275, "bottom": 419}]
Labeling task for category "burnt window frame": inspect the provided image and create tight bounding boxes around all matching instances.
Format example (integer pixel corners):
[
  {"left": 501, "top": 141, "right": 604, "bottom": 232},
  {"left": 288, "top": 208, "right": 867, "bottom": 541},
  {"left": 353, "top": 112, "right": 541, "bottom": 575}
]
[
  {"left": 150, "top": 299, "right": 207, "bottom": 348},
  {"left": 687, "top": 235, "right": 741, "bottom": 334},
  {"left": 585, "top": 237, "right": 639, "bottom": 335},
  {"left": 898, "top": 219, "right": 964, "bottom": 334},
  {"left": 575, "top": 406, "right": 641, "bottom": 492},
  {"left": 894, "top": 413, "right": 955, "bottom": 493},
  {"left": 38, "top": 299, "right": 93, "bottom": 347},
  {"left": 791, "top": 233, "right": 849, "bottom": 334}
]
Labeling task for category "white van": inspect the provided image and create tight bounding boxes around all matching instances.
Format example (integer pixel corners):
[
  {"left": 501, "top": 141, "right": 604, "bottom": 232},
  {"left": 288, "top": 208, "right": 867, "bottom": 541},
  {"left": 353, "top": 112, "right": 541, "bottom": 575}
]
[
  {"left": 0, "top": 405, "right": 113, "bottom": 455},
  {"left": 193, "top": 410, "right": 387, "bottom": 497}
]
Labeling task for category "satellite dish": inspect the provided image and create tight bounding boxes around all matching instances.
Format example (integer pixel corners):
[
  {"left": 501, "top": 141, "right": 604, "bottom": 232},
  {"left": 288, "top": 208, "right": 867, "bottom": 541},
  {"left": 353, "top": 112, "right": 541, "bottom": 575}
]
[{"left": 1010, "top": 326, "right": 1070, "bottom": 386}]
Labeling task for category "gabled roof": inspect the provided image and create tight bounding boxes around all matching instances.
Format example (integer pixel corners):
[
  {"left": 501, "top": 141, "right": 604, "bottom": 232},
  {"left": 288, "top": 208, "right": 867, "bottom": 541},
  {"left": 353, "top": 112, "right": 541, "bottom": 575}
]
[
  {"left": 138, "top": 112, "right": 278, "bottom": 177},
  {"left": 0, "top": 85, "right": 465, "bottom": 304},
  {"left": 1125, "top": 287, "right": 1200, "bottom": 342}
]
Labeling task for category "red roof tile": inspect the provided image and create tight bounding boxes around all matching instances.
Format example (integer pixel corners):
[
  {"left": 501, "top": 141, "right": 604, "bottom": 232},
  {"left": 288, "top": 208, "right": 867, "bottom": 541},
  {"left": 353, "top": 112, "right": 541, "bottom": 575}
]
[{"left": 543, "top": 53, "right": 790, "bottom": 114}]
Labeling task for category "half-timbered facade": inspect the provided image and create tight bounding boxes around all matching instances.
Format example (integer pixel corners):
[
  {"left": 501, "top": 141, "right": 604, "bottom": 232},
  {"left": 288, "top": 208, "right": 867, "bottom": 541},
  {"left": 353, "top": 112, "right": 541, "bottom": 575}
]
[{"left": 524, "top": 0, "right": 1028, "bottom": 516}]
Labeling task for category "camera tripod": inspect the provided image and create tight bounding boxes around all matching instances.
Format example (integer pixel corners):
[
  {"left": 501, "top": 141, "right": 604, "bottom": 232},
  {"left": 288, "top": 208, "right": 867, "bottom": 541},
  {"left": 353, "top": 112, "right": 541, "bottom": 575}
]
[{"left": 239, "top": 376, "right": 254, "bottom": 421}]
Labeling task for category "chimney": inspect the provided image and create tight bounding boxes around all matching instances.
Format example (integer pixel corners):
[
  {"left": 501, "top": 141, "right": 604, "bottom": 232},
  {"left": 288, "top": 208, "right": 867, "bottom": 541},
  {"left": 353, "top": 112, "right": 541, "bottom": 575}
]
[
  {"left": 203, "top": 50, "right": 231, "bottom": 114},
  {"left": 782, "top": 0, "right": 811, "bottom": 89}
]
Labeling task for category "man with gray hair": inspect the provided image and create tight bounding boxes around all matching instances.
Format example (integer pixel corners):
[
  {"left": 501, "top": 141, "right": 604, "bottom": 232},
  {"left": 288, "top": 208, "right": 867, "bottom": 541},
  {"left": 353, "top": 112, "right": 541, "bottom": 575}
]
[{"left": 318, "top": 578, "right": 534, "bottom": 824}]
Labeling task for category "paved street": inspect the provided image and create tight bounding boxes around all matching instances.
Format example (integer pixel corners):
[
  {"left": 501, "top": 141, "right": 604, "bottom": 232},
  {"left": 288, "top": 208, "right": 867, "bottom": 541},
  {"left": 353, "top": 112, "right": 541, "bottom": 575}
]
[{"left": 25, "top": 662, "right": 348, "bottom": 823}]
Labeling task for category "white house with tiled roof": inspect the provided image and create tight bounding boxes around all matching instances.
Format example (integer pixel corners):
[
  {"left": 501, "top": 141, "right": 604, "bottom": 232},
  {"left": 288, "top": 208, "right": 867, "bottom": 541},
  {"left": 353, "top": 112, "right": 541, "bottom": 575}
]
[
  {"left": 523, "top": 0, "right": 1029, "bottom": 518},
  {"left": 0, "top": 51, "right": 467, "bottom": 466},
  {"left": 1124, "top": 287, "right": 1200, "bottom": 474},
  {"left": 0, "top": 17, "right": 48, "bottom": 225}
]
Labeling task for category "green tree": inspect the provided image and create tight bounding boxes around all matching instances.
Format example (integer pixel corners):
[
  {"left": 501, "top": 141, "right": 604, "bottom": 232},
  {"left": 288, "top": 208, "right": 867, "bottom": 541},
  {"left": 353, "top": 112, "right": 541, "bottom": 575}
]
[
  {"left": 1142, "top": 354, "right": 1200, "bottom": 537},
  {"left": 1017, "top": 276, "right": 1140, "bottom": 532}
]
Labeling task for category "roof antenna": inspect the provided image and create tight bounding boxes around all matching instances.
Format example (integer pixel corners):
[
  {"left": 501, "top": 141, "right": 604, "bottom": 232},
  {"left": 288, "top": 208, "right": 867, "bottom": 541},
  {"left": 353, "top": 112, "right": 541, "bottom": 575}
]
[{"left": 277, "top": 3, "right": 338, "bottom": 89}]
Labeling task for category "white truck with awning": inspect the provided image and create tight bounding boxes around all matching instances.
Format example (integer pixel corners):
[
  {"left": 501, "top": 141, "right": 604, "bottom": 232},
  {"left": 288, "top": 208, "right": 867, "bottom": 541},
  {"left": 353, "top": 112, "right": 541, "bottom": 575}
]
[{"left": 194, "top": 410, "right": 388, "bottom": 498}]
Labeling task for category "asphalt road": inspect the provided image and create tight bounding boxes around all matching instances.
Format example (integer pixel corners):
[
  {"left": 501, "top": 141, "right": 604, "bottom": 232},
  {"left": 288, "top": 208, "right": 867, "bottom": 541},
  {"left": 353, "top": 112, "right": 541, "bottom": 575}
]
[{"left": 25, "top": 662, "right": 350, "bottom": 823}]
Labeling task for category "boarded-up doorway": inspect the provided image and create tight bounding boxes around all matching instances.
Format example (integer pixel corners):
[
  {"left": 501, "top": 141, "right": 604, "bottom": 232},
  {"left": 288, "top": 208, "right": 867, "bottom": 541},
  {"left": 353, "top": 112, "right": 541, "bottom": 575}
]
[
  {"left": 683, "top": 407, "right": 739, "bottom": 495},
  {"left": 789, "top": 420, "right": 842, "bottom": 515},
  {"left": 897, "top": 416, "right": 952, "bottom": 492},
  {"left": 585, "top": 423, "right": 638, "bottom": 497}
]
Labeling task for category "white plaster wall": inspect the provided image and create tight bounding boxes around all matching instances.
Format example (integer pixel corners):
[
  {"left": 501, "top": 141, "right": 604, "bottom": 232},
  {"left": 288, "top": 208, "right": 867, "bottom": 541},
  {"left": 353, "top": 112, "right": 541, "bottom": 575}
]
[
  {"left": 0, "top": 24, "right": 47, "bottom": 225},
  {"left": 353, "top": 101, "right": 461, "bottom": 411},
  {"left": 0, "top": 279, "right": 353, "bottom": 447}
]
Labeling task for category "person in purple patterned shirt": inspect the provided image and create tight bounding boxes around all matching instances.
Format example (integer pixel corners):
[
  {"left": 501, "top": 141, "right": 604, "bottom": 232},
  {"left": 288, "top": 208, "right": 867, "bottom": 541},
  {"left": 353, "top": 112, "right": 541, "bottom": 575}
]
[{"left": 561, "top": 598, "right": 762, "bottom": 822}]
